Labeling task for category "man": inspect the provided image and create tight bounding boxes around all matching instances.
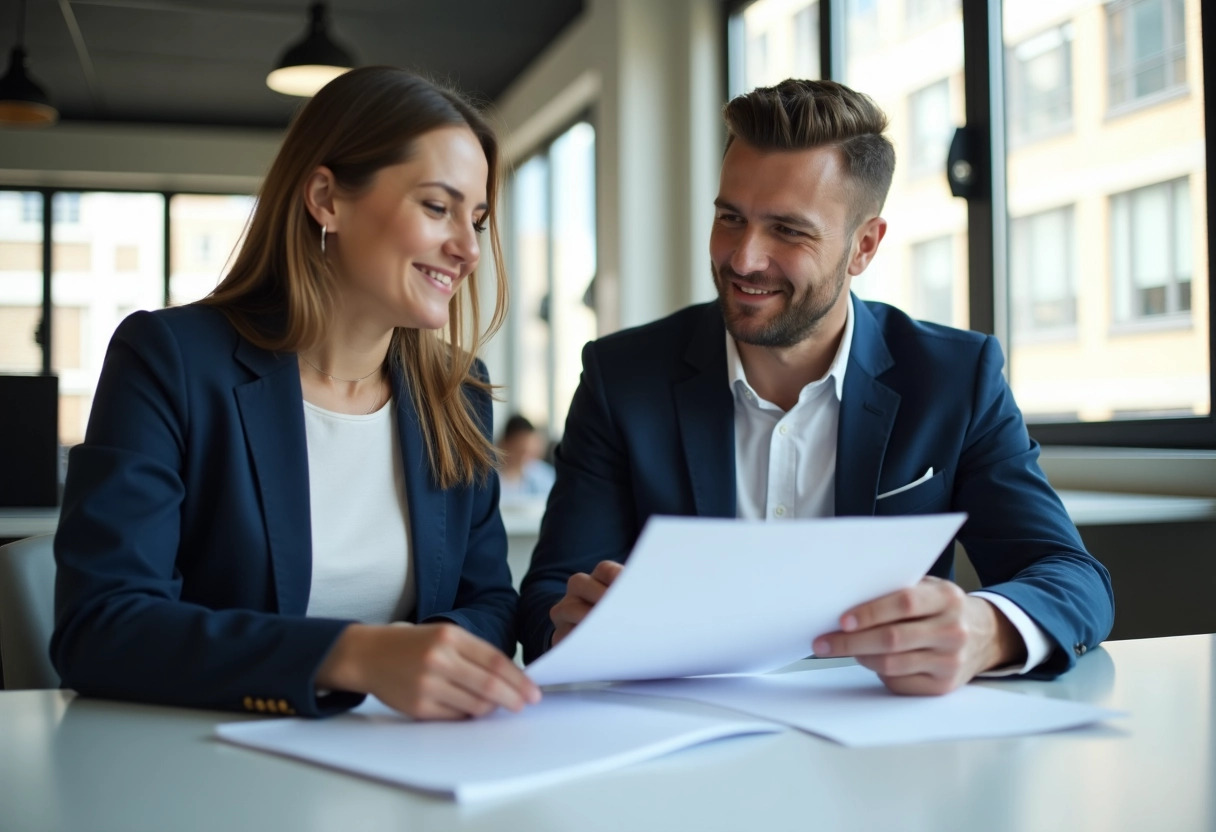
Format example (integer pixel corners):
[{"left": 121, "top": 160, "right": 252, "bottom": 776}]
[
  {"left": 518, "top": 79, "right": 1113, "bottom": 694},
  {"left": 497, "top": 413, "right": 557, "bottom": 502}
]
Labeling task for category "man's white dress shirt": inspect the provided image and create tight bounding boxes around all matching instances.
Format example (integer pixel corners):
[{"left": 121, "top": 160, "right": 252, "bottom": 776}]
[{"left": 727, "top": 299, "right": 1051, "bottom": 674}]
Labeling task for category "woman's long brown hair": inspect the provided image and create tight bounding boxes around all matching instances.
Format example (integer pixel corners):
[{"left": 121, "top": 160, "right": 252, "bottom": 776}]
[{"left": 203, "top": 67, "right": 508, "bottom": 488}]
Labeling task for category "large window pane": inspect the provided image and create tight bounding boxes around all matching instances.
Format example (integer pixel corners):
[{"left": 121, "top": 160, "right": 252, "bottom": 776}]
[
  {"left": 510, "top": 155, "right": 552, "bottom": 432},
  {"left": 729, "top": 0, "right": 821, "bottom": 95},
  {"left": 52, "top": 192, "right": 165, "bottom": 446},
  {"left": 0, "top": 191, "right": 45, "bottom": 373},
  {"left": 549, "top": 122, "right": 597, "bottom": 439},
  {"left": 1004, "top": 0, "right": 1207, "bottom": 424},
  {"left": 843, "top": 0, "right": 968, "bottom": 330},
  {"left": 169, "top": 194, "right": 256, "bottom": 306}
]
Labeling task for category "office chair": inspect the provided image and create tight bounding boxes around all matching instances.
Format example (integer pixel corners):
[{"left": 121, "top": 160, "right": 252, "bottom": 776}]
[{"left": 0, "top": 534, "right": 60, "bottom": 689}]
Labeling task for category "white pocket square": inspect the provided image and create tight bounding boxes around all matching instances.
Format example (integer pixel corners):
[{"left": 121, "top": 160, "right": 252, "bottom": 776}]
[{"left": 876, "top": 467, "right": 935, "bottom": 501}]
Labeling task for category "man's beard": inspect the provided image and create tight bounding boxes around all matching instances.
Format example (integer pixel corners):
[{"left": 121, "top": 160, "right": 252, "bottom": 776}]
[{"left": 713, "top": 249, "right": 850, "bottom": 348}]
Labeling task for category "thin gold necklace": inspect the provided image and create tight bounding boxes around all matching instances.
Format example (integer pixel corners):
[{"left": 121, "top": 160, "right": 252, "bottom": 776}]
[{"left": 299, "top": 353, "right": 383, "bottom": 383}]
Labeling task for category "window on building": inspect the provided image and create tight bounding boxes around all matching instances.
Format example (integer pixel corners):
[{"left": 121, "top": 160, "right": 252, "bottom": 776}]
[
  {"left": 908, "top": 79, "right": 953, "bottom": 176},
  {"left": 910, "top": 236, "right": 954, "bottom": 325},
  {"left": 1007, "top": 24, "right": 1074, "bottom": 144},
  {"left": 53, "top": 192, "right": 81, "bottom": 224},
  {"left": 1107, "top": 0, "right": 1187, "bottom": 110},
  {"left": 1111, "top": 178, "right": 1192, "bottom": 323},
  {"left": 1010, "top": 206, "right": 1076, "bottom": 335},
  {"left": 20, "top": 192, "right": 41, "bottom": 224}
]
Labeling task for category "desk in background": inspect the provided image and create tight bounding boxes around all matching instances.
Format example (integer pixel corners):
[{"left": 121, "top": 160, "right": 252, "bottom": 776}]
[{"left": 0, "top": 634, "right": 1211, "bottom": 832}]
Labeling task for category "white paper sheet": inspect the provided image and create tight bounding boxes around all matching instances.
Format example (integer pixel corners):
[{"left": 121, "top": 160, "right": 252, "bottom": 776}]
[
  {"left": 526, "top": 513, "right": 967, "bottom": 686},
  {"left": 609, "top": 664, "right": 1124, "bottom": 747},
  {"left": 214, "top": 692, "right": 782, "bottom": 803}
]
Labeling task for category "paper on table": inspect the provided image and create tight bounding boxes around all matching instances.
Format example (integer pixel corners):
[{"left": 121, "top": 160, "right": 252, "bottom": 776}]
[
  {"left": 526, "top": 513, "right": 967, "bottom": 686},
  {"left": 214, "top": 691, "right": 782, "bottom": 803},
  {"left": 610, "top": 665, "right": 1125, "bottom": 747}
]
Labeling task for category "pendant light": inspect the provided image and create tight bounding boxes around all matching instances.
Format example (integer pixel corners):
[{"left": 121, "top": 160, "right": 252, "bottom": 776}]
[
  {"left": 0, "top": 0, "right": 58, "bottom": 126},
  {"left": 266, "top": 3, "right": 357, "bottom": 97}
]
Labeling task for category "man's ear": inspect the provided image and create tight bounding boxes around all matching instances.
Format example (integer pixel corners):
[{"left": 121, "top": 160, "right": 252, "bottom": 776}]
[
  {"left": 848, "top": 215, "right": 888, "bottom": 276},
  {"left": 303, "top": 166, "right": 339, "bottom": 232}
]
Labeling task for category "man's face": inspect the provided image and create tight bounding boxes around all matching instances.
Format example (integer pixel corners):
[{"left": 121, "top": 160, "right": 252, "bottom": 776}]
[{"left": 710, "top": 141, "right": 868, "bottom": 348}]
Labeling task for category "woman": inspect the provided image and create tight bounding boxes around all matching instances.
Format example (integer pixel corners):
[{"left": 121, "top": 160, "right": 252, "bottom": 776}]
[{"left": 51, "top": 67, "right": 540, "bottom": 719}]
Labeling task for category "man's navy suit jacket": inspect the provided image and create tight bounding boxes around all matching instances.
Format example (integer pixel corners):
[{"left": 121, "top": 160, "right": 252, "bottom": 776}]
[
  {"left": 519, "top": 297, "right": 1114, "bottom": 671},
  {"left": 52, "top": 305, "right": 515, "bottom": 716}
]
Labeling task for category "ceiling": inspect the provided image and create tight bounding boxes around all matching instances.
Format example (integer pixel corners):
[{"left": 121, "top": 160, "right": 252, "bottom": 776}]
[{"left": 7, "top": 0, "right": 585, "bottom": 128}]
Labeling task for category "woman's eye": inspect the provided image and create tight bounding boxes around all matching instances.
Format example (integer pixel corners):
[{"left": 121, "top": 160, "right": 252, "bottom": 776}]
[
  {"left": 473, "top": 219, "right": 488, "bottom": 234},
  {"left": 423, "top": 201, "right": 447, "bottom": 217}
]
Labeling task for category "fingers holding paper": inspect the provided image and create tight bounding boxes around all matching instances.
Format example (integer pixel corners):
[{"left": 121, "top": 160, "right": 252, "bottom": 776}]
[
  {"left": 811, "top": 576, "right": 1026, "bottom": 696},
  {"left": 317, "top": 622, "right": 542, "bottom": 720},
  {"left": 549, "top": 560, "right": 624, "bottom": 648}
]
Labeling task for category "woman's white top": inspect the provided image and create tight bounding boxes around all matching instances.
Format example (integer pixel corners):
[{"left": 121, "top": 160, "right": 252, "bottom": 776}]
[{"left": 302, "top": 398, "right": 415, "bottom": 624}]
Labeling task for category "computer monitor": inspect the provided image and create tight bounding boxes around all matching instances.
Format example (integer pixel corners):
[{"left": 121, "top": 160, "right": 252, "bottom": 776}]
[{"left": 0, "top": 375, "right": 60, "bottom": 507}]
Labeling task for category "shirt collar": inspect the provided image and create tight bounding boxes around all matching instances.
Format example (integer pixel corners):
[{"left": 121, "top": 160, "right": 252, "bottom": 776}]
[{"left": 725, "top": 293, "right": 854, "bottom": 403}]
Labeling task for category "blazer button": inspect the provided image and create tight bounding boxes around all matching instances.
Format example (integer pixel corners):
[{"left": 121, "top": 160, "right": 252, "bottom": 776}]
[
  {"left": 243, "top": 696, "right": 253, "bottom": 711},
  {"left": 255, "top": 699, "right": 266, "bottom": 712},
  {"left": 278, "top": 700, "right": 291, "bottom": 713}
]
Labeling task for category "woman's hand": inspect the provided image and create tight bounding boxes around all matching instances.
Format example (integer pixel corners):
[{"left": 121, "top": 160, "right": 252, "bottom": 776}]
[{"left": 317, "top": 622, "right": 541, "bottom": 719}]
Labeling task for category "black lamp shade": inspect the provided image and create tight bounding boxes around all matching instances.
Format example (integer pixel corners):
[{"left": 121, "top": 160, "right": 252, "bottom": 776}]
[
  {"left": 0, "top": 47, "right": 57, "bottom": 126},
  {"left": 266, "top": 3, "right": 356, "bottom": 97}
]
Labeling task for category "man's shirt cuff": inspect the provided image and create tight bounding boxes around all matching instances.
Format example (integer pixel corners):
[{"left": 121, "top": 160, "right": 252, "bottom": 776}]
[{"left": 970, "top": 591, "right": 1052, "bottom": 676}]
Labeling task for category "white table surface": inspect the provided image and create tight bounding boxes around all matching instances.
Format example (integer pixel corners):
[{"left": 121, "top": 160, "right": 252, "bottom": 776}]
[{"left": 0, "top": 634, "right": 1211, "bottom": 832}]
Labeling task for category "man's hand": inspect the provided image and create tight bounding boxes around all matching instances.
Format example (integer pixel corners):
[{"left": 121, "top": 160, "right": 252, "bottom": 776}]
[
  {"left": 811, "top": 576, "right": 1026, "bottom": 695},
  {"left": 549, "top": 560, "right": 624, "bottom": 648},
  {"left": 317, "top": 622, "right": 542, "bottom": 719}
]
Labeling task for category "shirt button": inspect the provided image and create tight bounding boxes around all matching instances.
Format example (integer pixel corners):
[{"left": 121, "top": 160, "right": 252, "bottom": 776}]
[
  {"left": 774, "top": 505, "right": 786, "bottom": 517},
  {"left": 778, "top": 425, "right": 789, "bottom": 436}
]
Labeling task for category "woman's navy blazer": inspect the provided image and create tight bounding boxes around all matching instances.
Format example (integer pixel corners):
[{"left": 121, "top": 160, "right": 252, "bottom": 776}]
[{"left": 51, "top": 305, "right": 515, "bottom": 716}]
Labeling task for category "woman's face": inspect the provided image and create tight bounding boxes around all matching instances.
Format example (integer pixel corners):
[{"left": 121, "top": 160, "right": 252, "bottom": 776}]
[{"left": 327, "top": 125, "right": 489, "bottom": 331}]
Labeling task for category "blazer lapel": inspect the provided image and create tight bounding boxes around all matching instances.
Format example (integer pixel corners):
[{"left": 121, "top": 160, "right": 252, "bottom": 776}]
[
  {"left": 232, "top": 340, "right": 312, "bottom": 614},
  {"left": 673, "top": 304, "right": 736, "bottom": 518},
  {"left": 389, "top": 370, "right": 447, "bottom": 621},
  {"left": 835, "top": 297, "right": 900, "bottom": 516}
]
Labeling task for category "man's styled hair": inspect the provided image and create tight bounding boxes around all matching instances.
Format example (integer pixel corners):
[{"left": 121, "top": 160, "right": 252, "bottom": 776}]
[{"left": 723, "top": 78, "right": 896, "bottom": 220}]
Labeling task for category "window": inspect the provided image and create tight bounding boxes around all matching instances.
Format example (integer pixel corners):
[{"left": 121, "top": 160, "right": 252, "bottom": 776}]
[
  {"left": 1004, "top": 1, "right": 1207, "bottom": 434},
  {"left": 1107, "top": 0, "right": 1187, "bottom": 110},
  {"left": 168, "top": 194, "right": 256, "bottom": 306},
  {"left": 0, "top": 188, "right": 254, "bottom": 446},
  {"left": 53, "top": 192, "right": 81, "bottom": 224},
  {"left": 1111, "top": 178, "right": 1191, "bottom": 323},
  {"left": 1008, "top": 24, "right": 1073, "bottom": 144},
  {"left": 729, "top": 0, "right": 1211, "bottom": 445},
  {"left": 52, "top": 192, "right": 165, "bottom": 446},
  {"left": 505, "top": 121, "right": 597, "bottom": 440},
  {"left": 1010, "top": 207, "right": 1076, "bottom": 336},
  {"left": 20, "top": 192, "right": 41, "bottom": 223},
  {"left": 910, "top": 236, "right": 953, "bottom": 325},
  {"left": 906, "top": 0, "right": 958, "bottom": 33},
  {"left": 908, "top": 80, "right": 953, "bottom": 176},
  {"left": 729, "top": 0, "right": 821, "bottom": 95}
]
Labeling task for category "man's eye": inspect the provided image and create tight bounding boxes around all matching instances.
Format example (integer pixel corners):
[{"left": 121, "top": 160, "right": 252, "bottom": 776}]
[{"left": 776, "top": 225, "right": 804, "bottom": 237}]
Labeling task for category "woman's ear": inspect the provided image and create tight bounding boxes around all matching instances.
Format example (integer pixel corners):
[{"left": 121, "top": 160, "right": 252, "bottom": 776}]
[{"left": 303, "top": 166, "right": 339, "bottom": 231}]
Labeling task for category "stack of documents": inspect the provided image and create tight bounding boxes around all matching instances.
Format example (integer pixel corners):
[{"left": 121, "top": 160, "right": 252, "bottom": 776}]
[{"left": 215, "top": 514, "right": 1124, "bottom": 803}]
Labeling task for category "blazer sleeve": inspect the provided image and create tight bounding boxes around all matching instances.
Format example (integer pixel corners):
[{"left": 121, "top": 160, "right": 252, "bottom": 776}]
[
  {"left": 517, "top": 341, "right": 640, "bottom": 662},
  {"left": 954, "top": 335, "right": 1115, "bottom": 677},
  {"left": 51, "top": 311, "right": 360, "bottom": 717},
  {"left": 418, "top": 361, "right": 518, "bottom": 655}
]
